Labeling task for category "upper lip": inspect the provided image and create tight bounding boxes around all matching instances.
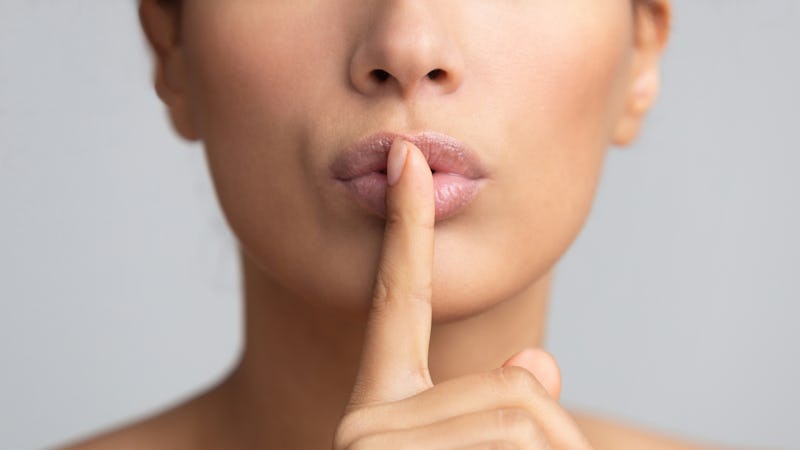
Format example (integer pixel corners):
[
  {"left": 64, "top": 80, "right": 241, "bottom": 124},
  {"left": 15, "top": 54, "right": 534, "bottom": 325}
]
[{"left": 331, "top": 131, "right": 489, "bottom": 181}]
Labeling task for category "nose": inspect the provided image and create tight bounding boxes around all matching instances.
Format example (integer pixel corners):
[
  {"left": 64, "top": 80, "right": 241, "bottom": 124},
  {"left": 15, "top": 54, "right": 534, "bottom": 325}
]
[{"left": 349, "top": 1, "right": 465, "bottom": 100}]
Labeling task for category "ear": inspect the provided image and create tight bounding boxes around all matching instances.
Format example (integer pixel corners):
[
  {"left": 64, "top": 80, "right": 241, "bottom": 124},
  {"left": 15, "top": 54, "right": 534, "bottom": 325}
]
[
  {"left": 612, "top": 0, "right": 672, "bottom": 146},
  {"left": 139, "top": 0, "right": 199, "bottom": 141}
]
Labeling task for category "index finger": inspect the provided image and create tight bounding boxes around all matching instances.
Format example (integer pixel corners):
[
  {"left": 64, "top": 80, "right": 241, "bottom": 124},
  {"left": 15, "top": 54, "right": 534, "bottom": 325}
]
[{"left": 348, "top": 138, "right": 436, "bottom": 408}]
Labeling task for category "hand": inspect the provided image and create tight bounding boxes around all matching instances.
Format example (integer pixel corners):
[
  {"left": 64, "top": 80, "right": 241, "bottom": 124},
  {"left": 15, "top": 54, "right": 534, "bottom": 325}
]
[{"left": 332, "top": 139, "right": 593, "bottom": 450}]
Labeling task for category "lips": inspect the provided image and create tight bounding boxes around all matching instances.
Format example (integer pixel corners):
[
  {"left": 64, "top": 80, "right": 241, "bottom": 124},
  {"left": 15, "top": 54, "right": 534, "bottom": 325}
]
[{"left": 331, "top": 131, "right": 489, "bottom": 221}]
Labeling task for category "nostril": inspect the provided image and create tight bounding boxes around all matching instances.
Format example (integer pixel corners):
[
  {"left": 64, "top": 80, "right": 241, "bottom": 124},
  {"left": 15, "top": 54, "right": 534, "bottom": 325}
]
[
  {"left": 371, "top": 69, "right": 390, "bottom": 82},
  {"left": 427, "top": 69, "right": 444, "bottom": 80}
]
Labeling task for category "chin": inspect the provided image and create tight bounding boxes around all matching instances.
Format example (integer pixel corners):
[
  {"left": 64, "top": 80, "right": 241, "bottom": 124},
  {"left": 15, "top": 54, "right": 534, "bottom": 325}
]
[
  {"left": 428, "top": 291, "right": 507, "bottom": 324},
  {"left": 426, "top": 263, "right": 548, "bottom": 325}
]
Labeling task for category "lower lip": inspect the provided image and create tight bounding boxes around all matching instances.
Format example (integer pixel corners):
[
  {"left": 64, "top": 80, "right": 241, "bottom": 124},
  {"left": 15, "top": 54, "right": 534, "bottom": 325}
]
[{"left": 337, "top": 172, "right": 484, "bottom": 221}]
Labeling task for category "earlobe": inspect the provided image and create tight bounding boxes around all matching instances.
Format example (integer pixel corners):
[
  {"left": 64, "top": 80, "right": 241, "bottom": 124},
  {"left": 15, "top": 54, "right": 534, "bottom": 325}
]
[
  {"left": 139, "top": 0, "right": 200, "bottom": 141},
  {"left": 611, "top": 0, "right": 671, "bottom": 147},
  {"left": 631, "top": 65, "right": 660, "bottom": 115},
  {"left": 611, "top": 65, "right": 661, "bottom": 146}
]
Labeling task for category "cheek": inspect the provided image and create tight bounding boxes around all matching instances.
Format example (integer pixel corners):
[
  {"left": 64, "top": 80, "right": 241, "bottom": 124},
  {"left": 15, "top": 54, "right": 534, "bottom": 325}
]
[
  {"left": 429, "top": 5, "right": 634, "bottom": 319},
  {"left": 180, "top": 4, "right": 366, "bottom": 303},
  {"left": 182, "top": 3, "right": 342, "bottom": 136},
  {"left": 516, "top": 10, "right": 631, "bottom": 205},
  {"left": 175, "top": 2, "right": 636, "bottom": 322}
]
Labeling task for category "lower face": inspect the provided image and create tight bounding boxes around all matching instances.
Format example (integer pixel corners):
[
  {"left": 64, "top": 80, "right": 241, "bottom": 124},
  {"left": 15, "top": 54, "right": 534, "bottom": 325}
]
[{"left": 178, "top": 0, "right": 635, "bottom": 322}]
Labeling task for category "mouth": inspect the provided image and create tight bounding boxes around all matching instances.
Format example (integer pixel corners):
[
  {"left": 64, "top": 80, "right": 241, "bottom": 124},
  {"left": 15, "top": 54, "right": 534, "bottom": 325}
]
[{"left": 331, "top": 131, "right": 489, "bottom": 221}]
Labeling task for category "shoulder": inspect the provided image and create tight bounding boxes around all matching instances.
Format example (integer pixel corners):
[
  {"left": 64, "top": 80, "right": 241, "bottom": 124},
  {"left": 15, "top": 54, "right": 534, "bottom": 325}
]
[
  {"left": 571, "top": 410, "right": 727, "bottom": 450},
  {"left": 57, "top": 409, "right": 189, "bottom": 450},
  {"left": 58, "top": 399, "right": 727, "bottom": 450},
  {"left": 56, "top": 391, "right": 218, "bottom": 450}
]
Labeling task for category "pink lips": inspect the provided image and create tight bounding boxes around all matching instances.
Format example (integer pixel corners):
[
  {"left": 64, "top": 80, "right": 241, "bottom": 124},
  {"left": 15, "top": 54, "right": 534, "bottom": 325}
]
[{"left": 331, "top": 131, "right": 488, "bottom": 221}]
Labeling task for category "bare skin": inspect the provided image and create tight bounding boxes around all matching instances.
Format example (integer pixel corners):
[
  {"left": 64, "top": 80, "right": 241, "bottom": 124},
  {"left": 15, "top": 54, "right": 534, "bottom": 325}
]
[
  {"left": 61, "top": 144, "right": 722, "bottom": 450},
  {"left": 57, "top": 0, "right": 730, "bottom": 448}
]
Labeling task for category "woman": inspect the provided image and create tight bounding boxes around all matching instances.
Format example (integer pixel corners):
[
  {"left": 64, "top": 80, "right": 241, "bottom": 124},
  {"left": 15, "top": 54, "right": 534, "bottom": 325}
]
[{"left": 63, "top": 0, "right": 718, "bottom": 448}]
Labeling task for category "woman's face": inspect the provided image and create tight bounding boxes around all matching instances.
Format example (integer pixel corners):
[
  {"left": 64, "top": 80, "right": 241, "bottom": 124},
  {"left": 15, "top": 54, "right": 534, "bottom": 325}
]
[{"left": 153, "top": 0, "right": 661, "bottom": 322}]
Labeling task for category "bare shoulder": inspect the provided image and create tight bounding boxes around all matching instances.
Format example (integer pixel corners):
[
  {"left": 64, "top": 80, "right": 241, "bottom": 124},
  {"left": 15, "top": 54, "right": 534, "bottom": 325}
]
[
  {"left": 57, "top": 406, "right": 192, "bottom": 450},
  {"left": 56, "top": 389, "right": 223, "bottom": 450},
  {"left": 571, "top": 410, "right": 729, "bottom": 450}
]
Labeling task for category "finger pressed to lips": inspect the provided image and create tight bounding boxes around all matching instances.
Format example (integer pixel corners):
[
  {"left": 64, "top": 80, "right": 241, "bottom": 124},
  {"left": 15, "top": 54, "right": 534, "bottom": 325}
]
[
  {"left": 348, "top": 138, "right": 436, "bottom": 408},
  {"left": 339, "top": 141, "right": 590, "bottom": 449}
]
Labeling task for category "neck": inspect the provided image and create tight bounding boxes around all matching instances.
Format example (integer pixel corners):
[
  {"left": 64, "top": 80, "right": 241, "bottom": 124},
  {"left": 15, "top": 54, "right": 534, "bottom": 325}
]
[{"left": 215, "top": 251, "right": 553, "bottom": 450}]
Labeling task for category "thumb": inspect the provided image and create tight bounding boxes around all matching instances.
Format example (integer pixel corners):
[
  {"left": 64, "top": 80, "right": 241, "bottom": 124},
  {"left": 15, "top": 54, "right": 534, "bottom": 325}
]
[{"left": 502, "top": 347, "right": 562, "bottom": 401}]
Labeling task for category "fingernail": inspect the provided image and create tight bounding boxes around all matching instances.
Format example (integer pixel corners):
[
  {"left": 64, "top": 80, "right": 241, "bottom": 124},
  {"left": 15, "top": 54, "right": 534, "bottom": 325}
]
[{"left": 386, "top": 139, "right": 408, "bottom": 187}]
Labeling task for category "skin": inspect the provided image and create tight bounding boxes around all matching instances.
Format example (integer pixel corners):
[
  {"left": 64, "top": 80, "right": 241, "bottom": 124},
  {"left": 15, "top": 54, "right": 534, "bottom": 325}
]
[{"left": 59, "top": 0, "right": 727, "bottom": 449}]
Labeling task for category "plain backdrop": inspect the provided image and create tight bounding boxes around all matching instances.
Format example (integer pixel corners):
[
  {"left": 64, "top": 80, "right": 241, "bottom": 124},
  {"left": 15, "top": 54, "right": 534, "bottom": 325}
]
[{"left": 1, "top": 1, "right": 798, "bottom": 449}]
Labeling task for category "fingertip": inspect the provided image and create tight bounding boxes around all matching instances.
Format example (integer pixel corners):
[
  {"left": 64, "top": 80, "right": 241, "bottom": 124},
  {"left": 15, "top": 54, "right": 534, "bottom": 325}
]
[
  {"left": 385, "top": 139, "right": 434, "bottom": 227},
  {"left": 387, "top": 139, "right": 429, "bottom": 187},
  {"left": 387, "top": 139, "right": 409, "bottom": 186},
  {"left": 403, "top": 140, "right": 433, "bottom": 186}
]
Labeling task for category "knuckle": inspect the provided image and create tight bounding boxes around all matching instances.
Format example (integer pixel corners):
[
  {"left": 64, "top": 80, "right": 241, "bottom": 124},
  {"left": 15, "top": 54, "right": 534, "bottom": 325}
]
[
  {"left": 332, "top": 410, "right": 371, "bottom": 450},
  {"left": 372, "top": 261, "right": 398, "bottom": 300},
  {"left": 371, "top": 270, "right": 392, "bottom": 309},
  {"left": 372, "top": 266, "right": 432, "bottom": 311},
  {"left": 495, "top": 408, "right": 540, "bottom": 444},
  {"left": 386, "top": 207, "right": 434, "bottom": 232},
  {"left": 332, "top": 427, "right": 352, "bottom": 449},
  {"left": 384, "top": 207, "right": 406, "bottom": 228},
  {"left": 497, "top": 366, "right": 541, "bottom": 399}
]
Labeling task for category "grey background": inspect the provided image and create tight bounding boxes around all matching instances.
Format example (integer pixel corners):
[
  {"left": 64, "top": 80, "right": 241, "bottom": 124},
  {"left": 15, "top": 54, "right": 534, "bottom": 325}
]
[{"left": 1, "top": 1, "right": 797, "bottom": 449}]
